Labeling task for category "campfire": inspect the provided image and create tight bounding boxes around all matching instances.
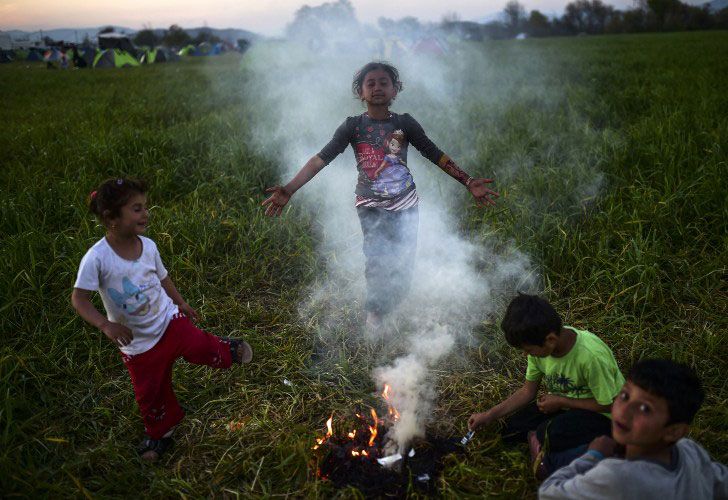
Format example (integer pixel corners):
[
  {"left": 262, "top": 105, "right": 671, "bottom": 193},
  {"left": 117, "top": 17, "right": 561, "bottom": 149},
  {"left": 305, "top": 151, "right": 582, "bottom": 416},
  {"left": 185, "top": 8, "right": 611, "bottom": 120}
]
[{"left": 311, "top": 384, "right": 467, "bottom": 496}]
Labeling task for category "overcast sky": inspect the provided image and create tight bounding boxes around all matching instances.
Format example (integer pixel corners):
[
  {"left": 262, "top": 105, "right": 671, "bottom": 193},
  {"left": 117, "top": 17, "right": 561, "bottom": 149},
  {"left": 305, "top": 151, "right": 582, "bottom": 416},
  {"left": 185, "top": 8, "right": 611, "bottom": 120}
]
[{"left": 0, "top": 0, "right": 707, "bottom": 35}]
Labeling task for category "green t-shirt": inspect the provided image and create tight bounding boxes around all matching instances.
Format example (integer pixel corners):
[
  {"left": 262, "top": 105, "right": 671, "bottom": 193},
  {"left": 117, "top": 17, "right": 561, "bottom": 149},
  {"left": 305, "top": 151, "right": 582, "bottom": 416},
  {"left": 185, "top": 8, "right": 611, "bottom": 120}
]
[{"left": 525, "top": 326, "right": 624, "bottom": 409}]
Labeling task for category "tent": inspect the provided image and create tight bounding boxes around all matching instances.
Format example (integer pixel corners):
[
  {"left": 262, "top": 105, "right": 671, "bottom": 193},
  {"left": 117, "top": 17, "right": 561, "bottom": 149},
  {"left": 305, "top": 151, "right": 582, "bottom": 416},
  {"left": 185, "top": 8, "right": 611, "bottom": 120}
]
[
  {"left": 93, "top": 49, "right": 139, "bottom": 68},
  {"left": 26, "top": 49, "right": 44, "bottom": 62},
  {"left": 0, "top": 50, "right": 13, "bottom": 63},
  {"left": 193, "top": 42, "right": 212, "bottom": 56},
  {"left": 178, "top": 44, "right": 196, "bottom": 56},
  {"left": 79, "top": 48, "right": 97, "bottom": 67},
  {"left": 141, "top": 47, "right": 176, "bottom": 63},
  {"left": 140, "top": 48, "right": 157, "bottom": 63},
  {"left": 411, "top": 37, "right": 448, "bottom": 56}
]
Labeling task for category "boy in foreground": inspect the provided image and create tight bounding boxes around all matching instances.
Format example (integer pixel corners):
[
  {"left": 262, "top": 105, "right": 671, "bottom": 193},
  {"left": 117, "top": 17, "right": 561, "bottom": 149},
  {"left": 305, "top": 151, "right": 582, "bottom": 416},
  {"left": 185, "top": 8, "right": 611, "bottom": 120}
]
[
  {"left": 539, "top": 359, "right": 728, "bottom": 499},
  {"left": 468, "top": 293, "right": 624, "bottom": 476}
]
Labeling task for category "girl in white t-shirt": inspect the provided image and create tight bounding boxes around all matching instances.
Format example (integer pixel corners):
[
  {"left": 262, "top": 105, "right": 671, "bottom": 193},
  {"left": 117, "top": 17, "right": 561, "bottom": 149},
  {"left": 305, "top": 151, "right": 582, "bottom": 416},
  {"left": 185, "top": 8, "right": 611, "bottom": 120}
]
[{"left": 71, "top": 178, "right": 252, "bottom": 461}]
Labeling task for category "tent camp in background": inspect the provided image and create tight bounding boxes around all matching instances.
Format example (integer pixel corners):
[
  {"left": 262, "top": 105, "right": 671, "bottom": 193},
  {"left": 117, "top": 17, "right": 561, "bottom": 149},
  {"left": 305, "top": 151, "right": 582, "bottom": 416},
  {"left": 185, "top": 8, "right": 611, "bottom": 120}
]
[{"left": 93, "top": 48, "right": 139, "bottom": 68}]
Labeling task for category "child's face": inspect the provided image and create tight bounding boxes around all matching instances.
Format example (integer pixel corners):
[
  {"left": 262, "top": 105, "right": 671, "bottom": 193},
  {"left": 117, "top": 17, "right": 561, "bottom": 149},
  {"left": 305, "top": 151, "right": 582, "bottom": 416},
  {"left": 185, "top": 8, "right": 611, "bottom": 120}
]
[
  {"left": 611, "top": 380, "right": 687, "bottom": 448},
  {"left": 520, "top": 333, "right": 559, "bottom": 358},
  {"left": 359, "top": 69, "right": 397, "bottom": 106},
  {"left": 110, "top": 193, "right": 149, "bottom": 236}
]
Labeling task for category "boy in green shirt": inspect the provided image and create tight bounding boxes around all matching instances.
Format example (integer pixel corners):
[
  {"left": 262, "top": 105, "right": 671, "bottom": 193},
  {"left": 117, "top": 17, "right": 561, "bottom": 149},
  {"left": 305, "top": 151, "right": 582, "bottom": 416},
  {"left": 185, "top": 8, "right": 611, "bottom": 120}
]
[{"left": 468, "top": 293, "right": 625, "bottom": 478}]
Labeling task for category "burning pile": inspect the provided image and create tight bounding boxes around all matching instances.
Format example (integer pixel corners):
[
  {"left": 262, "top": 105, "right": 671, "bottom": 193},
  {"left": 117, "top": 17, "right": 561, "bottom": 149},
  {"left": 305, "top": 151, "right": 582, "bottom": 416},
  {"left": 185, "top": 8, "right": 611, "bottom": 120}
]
[{"left": 311, "top": 385, "right": 465, "bottom": 496}]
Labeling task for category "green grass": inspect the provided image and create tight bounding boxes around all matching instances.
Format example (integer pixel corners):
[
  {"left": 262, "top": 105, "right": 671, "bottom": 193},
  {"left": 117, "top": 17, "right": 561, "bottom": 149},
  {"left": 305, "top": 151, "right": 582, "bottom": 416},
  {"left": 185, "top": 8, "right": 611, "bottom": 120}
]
[{"left": 1, "top": 31, "right": 727, "bottom": 497}]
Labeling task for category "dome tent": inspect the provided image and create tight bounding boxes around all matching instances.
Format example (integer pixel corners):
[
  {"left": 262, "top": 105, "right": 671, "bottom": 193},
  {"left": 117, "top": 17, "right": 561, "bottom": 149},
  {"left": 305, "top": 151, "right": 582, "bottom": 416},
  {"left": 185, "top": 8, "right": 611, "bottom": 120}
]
[
  {"left": 27, "top": 49, "right": 44, "bottom": 61},
  {"left": 93, "top": 49, "right": 140, "bottom": 68}
]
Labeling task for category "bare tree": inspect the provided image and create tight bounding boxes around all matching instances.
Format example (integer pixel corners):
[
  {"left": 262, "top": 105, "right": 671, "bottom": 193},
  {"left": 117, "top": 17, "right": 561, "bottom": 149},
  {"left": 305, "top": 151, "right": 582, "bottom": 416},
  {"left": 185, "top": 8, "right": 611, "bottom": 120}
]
[{"left": 503, "top": 0, "right": 527, "bottom": 35}]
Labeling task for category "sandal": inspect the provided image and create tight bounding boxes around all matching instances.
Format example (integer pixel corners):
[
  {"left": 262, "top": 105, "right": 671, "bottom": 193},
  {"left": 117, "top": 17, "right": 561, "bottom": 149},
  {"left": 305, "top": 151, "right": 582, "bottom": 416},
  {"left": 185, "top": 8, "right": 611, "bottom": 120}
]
[
  {"left": 137, "top": 436, "right": 174, "bottom": 461},
  {"left": 222, "top": 337, "right": 253, "bottom": 364}
]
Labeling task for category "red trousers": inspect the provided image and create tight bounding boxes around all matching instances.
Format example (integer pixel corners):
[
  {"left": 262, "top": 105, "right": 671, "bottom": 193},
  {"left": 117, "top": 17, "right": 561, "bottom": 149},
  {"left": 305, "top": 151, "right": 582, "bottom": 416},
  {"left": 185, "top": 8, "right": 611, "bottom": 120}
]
[{"left": 121, "top": 314, "right": 232, "bottom": 439}]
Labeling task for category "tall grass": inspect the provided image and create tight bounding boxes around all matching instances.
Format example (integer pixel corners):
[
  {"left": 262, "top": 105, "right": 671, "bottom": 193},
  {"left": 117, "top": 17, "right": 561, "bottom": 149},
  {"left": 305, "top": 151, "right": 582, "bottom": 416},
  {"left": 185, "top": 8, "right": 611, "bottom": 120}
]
[{"left": 1, "top": 31, "right": 726, "bottom": 497}]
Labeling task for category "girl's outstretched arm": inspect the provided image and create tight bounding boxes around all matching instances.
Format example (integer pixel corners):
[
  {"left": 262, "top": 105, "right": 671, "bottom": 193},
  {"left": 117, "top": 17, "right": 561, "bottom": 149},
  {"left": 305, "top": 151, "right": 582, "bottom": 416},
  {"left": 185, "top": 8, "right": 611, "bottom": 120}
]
[
  {"left": 403, "top": 114, "right": 499, "bottom": 207},
  {"left": 262, "top": 155, "right": 326, "bottom": 217},
  {"left": 439, "top": 156, "right": 500, "bottom": 207}
]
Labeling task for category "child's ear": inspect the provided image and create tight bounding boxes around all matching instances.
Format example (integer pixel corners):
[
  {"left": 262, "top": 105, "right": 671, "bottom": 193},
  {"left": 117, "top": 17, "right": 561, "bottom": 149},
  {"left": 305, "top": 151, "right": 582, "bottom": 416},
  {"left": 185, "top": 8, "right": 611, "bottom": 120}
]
[
  {"left": 663, "top": 422, "right": 689, "bottom": 443},
  {"left": 545, "top": 332, "right": 559, "bottom": 346}
]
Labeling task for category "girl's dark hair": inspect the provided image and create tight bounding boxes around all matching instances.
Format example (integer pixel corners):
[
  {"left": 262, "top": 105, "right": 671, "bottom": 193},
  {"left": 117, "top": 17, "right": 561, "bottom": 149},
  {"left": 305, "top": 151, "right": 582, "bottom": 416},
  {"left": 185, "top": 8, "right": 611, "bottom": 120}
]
[
  {"left": 501, "top": 293, "right": 563, "bottom": 348},
  {"left": 88, "top": 177, "right": 147, "bottom": 225},
  {"left": 628, "top": 359, "right": 704, "bottom": 425},
  {"left": 352, "top": 61, "right": 403, "bottom": 97}
]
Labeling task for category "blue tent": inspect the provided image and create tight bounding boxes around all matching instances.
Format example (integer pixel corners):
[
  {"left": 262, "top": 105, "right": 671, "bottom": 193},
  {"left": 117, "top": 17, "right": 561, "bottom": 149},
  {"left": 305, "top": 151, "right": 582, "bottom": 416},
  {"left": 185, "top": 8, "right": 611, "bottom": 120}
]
[{"left": 27, "top": 49, "right": 44, "bottom": 61}]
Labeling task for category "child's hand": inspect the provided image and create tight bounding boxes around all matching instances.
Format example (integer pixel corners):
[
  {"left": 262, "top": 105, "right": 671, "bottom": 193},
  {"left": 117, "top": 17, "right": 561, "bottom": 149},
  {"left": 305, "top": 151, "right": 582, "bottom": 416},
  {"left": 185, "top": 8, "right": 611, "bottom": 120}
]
[
  {"left": 588, "top": 436, "right": 618, "bottom": 457},
  {"left": 101, "top": 320, "right": 133, "bottom": 347},
  {"left": 537, "top": 394, "right": 564, "bottom": 414},
  {"left": 262, "top": 186, "right": 291, "bottom": 217},
  {"left": 467, "top": 178, "right": 499, "bottom": 207},
  {"left": 179, "top": 302, "right": 199, "bottom": 322},
  {"left": 468, "top": 411, "right": 492, "bottom": 431}
]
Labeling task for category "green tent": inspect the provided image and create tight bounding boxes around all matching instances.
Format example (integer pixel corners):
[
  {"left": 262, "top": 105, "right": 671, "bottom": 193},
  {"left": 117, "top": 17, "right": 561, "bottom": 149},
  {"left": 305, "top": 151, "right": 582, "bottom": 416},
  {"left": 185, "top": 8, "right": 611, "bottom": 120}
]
[
  {"left": 140, "top": 48, "right": 157, "bottom": 64},
  {"left": 93, "top": 49, "right": 140, "bottom": 68},
  {"left": 178, "top": 44, "right": 196, "bottom": 56}
]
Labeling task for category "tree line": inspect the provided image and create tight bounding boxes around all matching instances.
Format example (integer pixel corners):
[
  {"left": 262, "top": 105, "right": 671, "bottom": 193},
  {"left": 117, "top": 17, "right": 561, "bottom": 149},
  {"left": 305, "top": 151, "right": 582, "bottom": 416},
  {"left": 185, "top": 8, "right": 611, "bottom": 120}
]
[
  {"left": 489, "top": 0, "right": 728, "bottom": 38},
  {"left": 286, "top": 0, "right": 728, "bottom": 42}
]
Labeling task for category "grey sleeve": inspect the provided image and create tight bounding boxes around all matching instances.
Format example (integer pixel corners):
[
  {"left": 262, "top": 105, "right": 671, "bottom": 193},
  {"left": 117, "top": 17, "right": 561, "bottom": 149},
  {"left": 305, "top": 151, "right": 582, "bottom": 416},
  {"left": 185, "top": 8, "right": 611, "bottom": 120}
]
[
  {"left": 317, "top": 118, "right": 354, "bottom": 165},
  {"left": 401, "top": 114, "right": 446, "bottom": 166},
  {"left": 713, "top": 460, "right": 728, "bottom": 499},
  {"left": 539, "top": 455, "right": 620, "bottom": 500}
]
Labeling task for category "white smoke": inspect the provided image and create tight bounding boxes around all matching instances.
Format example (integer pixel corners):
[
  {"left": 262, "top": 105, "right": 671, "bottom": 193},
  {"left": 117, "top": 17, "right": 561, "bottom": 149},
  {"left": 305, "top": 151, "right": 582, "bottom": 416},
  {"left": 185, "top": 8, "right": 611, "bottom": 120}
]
[{"left": 216, "top": 1, "right": 605, "bottom": 452}]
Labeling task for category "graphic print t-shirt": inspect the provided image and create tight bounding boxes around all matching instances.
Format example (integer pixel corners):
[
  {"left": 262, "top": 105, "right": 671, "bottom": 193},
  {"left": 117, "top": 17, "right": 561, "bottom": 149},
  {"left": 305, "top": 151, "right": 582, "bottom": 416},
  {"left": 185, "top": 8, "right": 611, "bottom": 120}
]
[
  {"left": 525, "top": 326, "right": 625, "bottom": 411},
  {"left": 74, "top": 236, "right": 179, "bottom": 356},
  {"left": 317, "top": 113, "right": 447, "bottom": 210}
]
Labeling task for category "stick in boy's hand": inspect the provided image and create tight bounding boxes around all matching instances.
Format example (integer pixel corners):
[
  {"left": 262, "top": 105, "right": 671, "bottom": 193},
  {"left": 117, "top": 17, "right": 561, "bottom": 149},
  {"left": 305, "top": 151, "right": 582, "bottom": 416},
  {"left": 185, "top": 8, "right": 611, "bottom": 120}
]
[
  {"left": 460, "top": 429, "right": 476, "bottom": 446},
  {"left": 467, "top": 178, "right": 499, "bottom": 207},
  {"left": 261, "top": 185, "right": 291, "bottom": 217}
]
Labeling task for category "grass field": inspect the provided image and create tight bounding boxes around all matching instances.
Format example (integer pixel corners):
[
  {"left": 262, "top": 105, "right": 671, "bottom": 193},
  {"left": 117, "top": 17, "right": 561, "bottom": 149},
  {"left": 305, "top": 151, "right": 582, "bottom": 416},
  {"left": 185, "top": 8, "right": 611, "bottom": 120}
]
[{"left": 1, "top": 31, "right": 727, "bottom": 498}]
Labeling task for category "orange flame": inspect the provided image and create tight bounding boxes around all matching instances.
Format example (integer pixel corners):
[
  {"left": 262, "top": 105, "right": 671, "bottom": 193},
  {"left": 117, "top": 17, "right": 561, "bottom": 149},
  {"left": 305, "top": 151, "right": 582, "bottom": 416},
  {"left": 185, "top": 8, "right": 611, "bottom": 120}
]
[
  {"left": 351, "top": 450, "right": 360, "bottom": 457},
  {"left": 362, "top": 450, "right": 369, "bottom": 457},
  {"left": 382, "top": 384, "right": 400, "bottom": 422},
  {"left": 368, "top": 408, "right": 378, "bottom": 447},
  {"left": 312, "top": 414, "right": 334, "bottom": 450},
  {"left": 348, "top": 430, "right": 357, "bottom": 439}
]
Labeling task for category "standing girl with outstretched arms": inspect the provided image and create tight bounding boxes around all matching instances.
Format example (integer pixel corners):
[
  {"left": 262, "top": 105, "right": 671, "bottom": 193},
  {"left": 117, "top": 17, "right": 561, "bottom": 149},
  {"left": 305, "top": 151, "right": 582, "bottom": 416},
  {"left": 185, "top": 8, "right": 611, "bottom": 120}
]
[{"left": 262, "top": 62, "right": 499, "bottom": 329}]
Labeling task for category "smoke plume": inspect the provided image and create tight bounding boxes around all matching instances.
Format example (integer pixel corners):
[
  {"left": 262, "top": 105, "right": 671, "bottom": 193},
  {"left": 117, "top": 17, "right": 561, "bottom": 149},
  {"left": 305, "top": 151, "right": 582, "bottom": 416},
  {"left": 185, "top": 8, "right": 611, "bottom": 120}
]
[{"left": 217, "top": 1, "right": 606, "bottom": 452}]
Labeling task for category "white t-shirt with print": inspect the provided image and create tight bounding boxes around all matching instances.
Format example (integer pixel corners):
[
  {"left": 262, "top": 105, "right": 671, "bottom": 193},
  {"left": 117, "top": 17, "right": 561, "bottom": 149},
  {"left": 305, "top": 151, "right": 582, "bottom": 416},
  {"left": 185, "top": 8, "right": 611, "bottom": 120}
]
[{"left": 74, "top": 236, "right": 179, "bottom": 356}]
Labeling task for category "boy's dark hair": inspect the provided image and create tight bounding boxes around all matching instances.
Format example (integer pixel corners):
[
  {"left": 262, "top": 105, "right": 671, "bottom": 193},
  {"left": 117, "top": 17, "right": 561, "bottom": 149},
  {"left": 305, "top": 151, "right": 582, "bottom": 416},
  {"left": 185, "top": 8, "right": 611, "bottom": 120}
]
[
  {"left": 501, "top": 293, "right": 563, "bottom": 348},
  {"left": 352, "top": 61, "right": 403, "bottom": 97},
  {"left": 88, "top": 177, "right": 147, "bottom": 225},
  {"left": 628, "top": 359, "right": 704, "bottom": 424}
]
